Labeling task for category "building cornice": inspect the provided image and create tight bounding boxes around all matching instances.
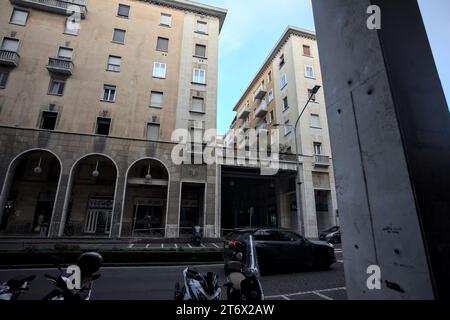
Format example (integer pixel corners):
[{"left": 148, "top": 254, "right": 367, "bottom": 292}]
[
  {"left": 232, "top": 26, "right": 316, "bottom": 112},
  {"left": 143, "top": 0, "right": 227, "bottom": 32}
]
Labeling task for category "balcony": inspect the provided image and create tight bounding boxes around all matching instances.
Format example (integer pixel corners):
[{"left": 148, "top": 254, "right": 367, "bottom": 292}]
[
  {"left": 0, "top": 50, "right": 20, "bottom": 67},
  {"left": 10, "top": 0, "right": 88, "bottom": 19},
  {"left": 47, "top": 58, "right": 74, "bottom": 75},
  {"left": 254, "top": 84, "right": 267, "bottom": 100},
  {"left": 314, "top": 155, "right": 330, "bottom": 167},
  {"left": 237, "top": 104, "right": 250, "bottom": 119},
  {"left": 241, "top": 121, "right": 250, "bottom": 131},
  {"left": 254, "top": 100, "right": 268, "bottom": 118},
  {"left": 256, "top": 122, "right": 267, "bottom": 131}
]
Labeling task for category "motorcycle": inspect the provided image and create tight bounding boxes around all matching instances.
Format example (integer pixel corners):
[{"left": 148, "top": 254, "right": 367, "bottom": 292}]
[
  {"left": 174, "top": 267, "right": 221, "bottom": 300},
  {"left": 191, "top": 225, "right": 202, "bottom": 247},
  {"left": 42, "top": 252, "right": 103, "bottom": 301},
  {"left": 0, "top": 275, "right": 35, "bottom": 300},
  {"left": 225, "top": 235, "right": 264, "bottom": 301}
]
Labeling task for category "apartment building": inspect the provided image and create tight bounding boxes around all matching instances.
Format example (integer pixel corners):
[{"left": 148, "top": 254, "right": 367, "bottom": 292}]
[
  {"left": 0, "top": 0, "right": 226, "bottom": 238},
  {"left": 228, "top": 26, "right": 338, "bottom": 237}
]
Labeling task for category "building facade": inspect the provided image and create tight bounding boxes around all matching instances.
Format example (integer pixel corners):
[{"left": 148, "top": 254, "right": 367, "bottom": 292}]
[
  {"left": 0, "top": 0, "right": 226, "bottom": 238},
  {"left": 228, "top": 26, "right": 339, "bottom": 238}
]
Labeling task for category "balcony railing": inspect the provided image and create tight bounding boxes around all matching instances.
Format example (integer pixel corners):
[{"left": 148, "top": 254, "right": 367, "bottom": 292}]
[
  {"left": 238, "top": 104, "right": 250, "bottom": 119},
  {"left": 254, "top": 100, "right": 268, "bottom": 118},
  {"left": 254, "top": 84, "right": 267, "bottom": 100},
  {"left": 10, "top": 0, "right": 87, "bottom": 19},
  {"left": 0, "top": 50, "right": 20, "bottom": 67},
  {"left": 47, "top": 58, "right": 74, "bottom": 75},
  {"left": 314, "top": 154, "right": 330, "bottom": 167}
]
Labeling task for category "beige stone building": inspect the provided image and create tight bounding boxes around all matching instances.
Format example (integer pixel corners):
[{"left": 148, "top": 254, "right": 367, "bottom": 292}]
[
  {"left": 0, "top": 0, "right": 226, "bottom": 238},
  {"left": 227, "top": 26, "right": 339, "bottom": 238}
]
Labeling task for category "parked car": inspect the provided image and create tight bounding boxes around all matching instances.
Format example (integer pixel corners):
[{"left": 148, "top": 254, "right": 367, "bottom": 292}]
[
  {"left": 224, "top": 228, "right": 336, "bottom": 274},
  {"left": 319, "top": 226, "right": 341, "bottom": 244}
]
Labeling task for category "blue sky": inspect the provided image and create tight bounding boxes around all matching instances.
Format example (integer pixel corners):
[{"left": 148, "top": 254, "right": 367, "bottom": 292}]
[{"left": 196, "top": 0, "right": 450, "bottom": 134}]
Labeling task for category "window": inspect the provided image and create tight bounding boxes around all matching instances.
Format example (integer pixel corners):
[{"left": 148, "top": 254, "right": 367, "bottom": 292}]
[
  {"left": 311, "top": 114, "right": 320, "bottom": 128},
  {"left": 150, "top": 91, "right": 163, "bottom": 108},
  {"left": 314, "top": 142, "right": 323, "bottom": 155},
  {"left": 153, "top": 62, "right": 167, "bottom": 78},
  {"left": 284, "top": 120, "right": 291, "bottom": 135},
  {"left": 305, "top": 65, "right": 315, "bottom": 78},
  {"left": 112, "top": 29, "right": 126, "bottom": 44},
  {"left": 197, "top": 21, "right": 207, "bottom": 33},
  {"left": 48, "top": 79, "right": 65, "bottom": 95},
  {"left": 156, "top": 37, "right": 169, "bottom": 52},
  {"left": 160, "top": 13, "right": 172, "bottom": 26},
  {"left": 195, "top": 44, "right": 206, "bottom": 58},
  {"left": 283, "top": 97, "right": 289, "bottom": 111},
  {"left": 191, "top": 97, "right": 204, "bottom": 113},
  {"left": 102, "top": 85, "right": 116, "bottom": 102},
  {"left": 268, "top": 71, "right": 272, "bottom": 83},
  {"left": 65, "top": 17, "right": 80, "bottom": 35},
  {"left": 10, "top": 9, "right": 28, "bottom": 26},
  {"left": 308, "top": 88, "right": 317, "bottom": 101},
  {"left": 107, "top": 55, "right": 121, "bottom": 72},
  {"left": 193, "top": 68, "right": 206, "bottom": 84},
  {"left": 278, "top": 231, "right": 303, "bottom": 242},
  {"left": 1, "top": 38, "right": 19, "bottom": 52},
  {"left": 96, "top": 117, "right": 111, "bottom": 135},
  {"left": 0, "top": 70, "right": 9, "bottom": 88},
  {"left": 280, "top": 74, "right": 287, "bottom": 89},
  {"left": 268, "top": 90, "right": 274, "bottom": 102},
  {"left": 117, "top": 4, "right": 130, "bottom": 18},
  {"left": 58, "top": 47, "right": 73, "bottom": 60},
  {"left": 279, "top": 54, "right": 285, "bottom": 68},
  {"left": 303, "top": 45, "right": 311, "bottom": 56},
  {"left": 147, "top": 123, "right": 160, "bottom": 140},
  {"left": 40, "top": 111, "right": 58, "bottom": 130}
]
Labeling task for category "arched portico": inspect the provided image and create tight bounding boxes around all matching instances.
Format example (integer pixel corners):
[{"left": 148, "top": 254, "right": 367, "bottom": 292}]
[{"left": 0, "top": 149, "right": 62, "bottom": 236}]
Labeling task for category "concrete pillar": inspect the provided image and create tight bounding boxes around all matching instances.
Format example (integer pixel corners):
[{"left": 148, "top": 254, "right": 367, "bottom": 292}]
[
  {"left": 110, "top": 172, "right": 126, "bottom": 239},
  {"left": 48, "top": 166, "right": 70, "bottom": 238},
  {"left": 312, "top": 0, "right": 449, "bottom": 299}
]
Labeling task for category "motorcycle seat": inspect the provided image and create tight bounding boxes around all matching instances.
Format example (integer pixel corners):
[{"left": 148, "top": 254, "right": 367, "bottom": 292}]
[{"left": 229, "top": 272, "right": 246, "bottom": 291}]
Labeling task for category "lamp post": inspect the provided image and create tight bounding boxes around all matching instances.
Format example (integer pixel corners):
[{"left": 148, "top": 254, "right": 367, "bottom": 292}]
[{"left": 274, "top": 85, "right": 321, "bottom": 236}]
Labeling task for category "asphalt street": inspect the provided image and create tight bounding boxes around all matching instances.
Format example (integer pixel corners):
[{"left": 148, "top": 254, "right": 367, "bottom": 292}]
[{"left": 0, "top": 250, "right": 345, "bottom": 300}]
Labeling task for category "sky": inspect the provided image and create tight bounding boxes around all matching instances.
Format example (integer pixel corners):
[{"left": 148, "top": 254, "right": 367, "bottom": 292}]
[{"left": 194, "top": 0, "right": 450, "bottom": 134}]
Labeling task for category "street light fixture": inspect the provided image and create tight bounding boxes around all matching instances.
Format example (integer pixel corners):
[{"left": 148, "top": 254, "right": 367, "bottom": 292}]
[{"left": 273, "top": 85, "right": 321, "bottom": 235}]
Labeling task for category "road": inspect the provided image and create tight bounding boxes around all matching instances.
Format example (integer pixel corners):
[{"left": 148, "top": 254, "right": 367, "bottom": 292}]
[{"left": 0, "top": 250, "right": 345, "bottom": 300}]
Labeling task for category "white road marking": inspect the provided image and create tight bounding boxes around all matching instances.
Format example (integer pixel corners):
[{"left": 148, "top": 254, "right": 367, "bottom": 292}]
[
  {"left": 212, "top": 243, "right": 220, "bottom": 248},
  {"left": 337, "top": 260, "right": 344, "bottom": 263},
  {"left": 313, "top": 291, "right": 334, "bottom": 300},
  {"left": 174, "top": 244, "right": 178, "bottom": 249},
  {"left": 281, "top": 295, "right": 291, "bottom": 300},
  {"left": 187, "top": 244, "right": 192, "bottom": 248},
  {"left": 201, "top": 244, "right": 205, "bottom": 248},
  {"left": 145, "top": 244, "right": 150, "bottom": 249},
  {"left": 128, "top": 244, "right": 134, "bottom": 249},
  {"left": 266, "top": 287, "right": 346, "bottom": 299},
  {"left": 161, "top": 244, "right": 164, "bottom": 248}
]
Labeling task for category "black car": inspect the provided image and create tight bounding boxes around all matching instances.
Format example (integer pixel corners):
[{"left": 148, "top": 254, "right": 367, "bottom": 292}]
[
  {"left": 224, "top": 228, "right": 336, "bottom": 273},
  {"left": 319, "top": 226, "right": 341, "bottom": 244}
]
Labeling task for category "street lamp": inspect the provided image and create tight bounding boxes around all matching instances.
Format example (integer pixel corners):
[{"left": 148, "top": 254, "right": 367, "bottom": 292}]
[{"left": 273, "top": 85, "right": 321, "bottom": 235}]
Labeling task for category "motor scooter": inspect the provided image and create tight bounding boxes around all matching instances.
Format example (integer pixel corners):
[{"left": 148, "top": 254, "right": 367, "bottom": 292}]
[
  {"left": 42, "top": 252, "right": 103, "bottom": 301},
  {"left": 0, "top": 275, "right": 35, "bottom": 300}
]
